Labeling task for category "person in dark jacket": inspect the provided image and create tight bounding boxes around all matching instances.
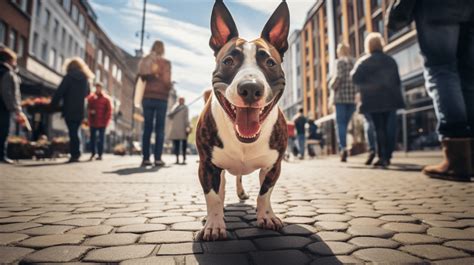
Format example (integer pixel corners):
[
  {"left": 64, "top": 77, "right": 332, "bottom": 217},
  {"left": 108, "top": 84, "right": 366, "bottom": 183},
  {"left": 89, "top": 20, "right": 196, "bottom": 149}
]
[
  {"left": 50, "top": 57, "right": 93, "bottom": 163},
  {"left": 87, "top": 82, "right": 112, "bottom": 161},
  {"left": 352, "top": 32, "right": 405, "bottom": 168},
  {"left": 388, "top": 0, "right": 473, "bottom": 180},
  {"left": 138, "top": 40, "right": 172, "bottom": 167},
  {"left": 0, "top": 48, "right": 26, "bottom": 164},
  {"left": 292, "top": 108, "right": 307, "bottom": 159}
]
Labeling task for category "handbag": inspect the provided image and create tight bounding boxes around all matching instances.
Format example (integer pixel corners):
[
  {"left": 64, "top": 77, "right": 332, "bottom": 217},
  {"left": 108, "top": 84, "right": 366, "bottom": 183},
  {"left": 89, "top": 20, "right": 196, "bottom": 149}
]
[{"left": 386, "top": 0, "right": 416, "bottom": 32}]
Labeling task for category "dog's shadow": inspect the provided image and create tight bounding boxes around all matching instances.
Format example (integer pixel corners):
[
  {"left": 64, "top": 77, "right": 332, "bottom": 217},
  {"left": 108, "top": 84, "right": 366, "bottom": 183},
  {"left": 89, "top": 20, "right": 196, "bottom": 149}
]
[{"left": 190, "top": 202, "right": 341, "bottom": 265}]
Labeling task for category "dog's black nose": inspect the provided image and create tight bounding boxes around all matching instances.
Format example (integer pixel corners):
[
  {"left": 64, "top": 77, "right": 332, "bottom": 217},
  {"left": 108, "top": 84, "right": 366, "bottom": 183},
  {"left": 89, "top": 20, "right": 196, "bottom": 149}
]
[{"left": 237, "top": 80, "right": 264, "bottom": 104}]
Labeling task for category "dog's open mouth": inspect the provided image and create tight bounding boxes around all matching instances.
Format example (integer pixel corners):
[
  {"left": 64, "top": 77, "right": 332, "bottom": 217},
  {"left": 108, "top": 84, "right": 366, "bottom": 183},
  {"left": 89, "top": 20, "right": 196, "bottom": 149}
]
[{"left": 216, "top": 92, "right": 276, "bottom": 143}]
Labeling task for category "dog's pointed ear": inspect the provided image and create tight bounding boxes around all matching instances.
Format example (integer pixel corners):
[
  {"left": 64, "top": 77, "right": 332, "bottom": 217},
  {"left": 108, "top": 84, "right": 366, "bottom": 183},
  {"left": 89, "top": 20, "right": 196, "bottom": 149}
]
[
  {"left": 210, "top": 0, "right": 239, "bottom": 55},
  {"left": 261, "top": 1, "right": 290, "bottom": 57}
]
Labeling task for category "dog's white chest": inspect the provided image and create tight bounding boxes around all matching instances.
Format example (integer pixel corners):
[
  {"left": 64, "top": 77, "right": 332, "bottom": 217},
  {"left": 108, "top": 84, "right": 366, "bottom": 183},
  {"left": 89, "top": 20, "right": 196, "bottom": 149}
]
[{"left": 210, "top": 99, "right": 279, "bottom": 176}]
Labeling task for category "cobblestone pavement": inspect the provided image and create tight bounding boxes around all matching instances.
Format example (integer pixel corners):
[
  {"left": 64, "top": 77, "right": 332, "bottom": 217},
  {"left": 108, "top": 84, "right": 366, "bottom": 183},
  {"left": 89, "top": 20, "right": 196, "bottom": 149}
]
[{"left": 0, "top": 152, "right": 473, "bottom": 264}]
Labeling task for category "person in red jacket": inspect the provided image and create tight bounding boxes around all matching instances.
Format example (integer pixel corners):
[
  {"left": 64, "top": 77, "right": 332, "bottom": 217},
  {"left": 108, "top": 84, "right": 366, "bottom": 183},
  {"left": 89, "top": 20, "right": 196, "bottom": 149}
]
[{"left": 87, "top": 82, "right": 112, "bottom": 160}]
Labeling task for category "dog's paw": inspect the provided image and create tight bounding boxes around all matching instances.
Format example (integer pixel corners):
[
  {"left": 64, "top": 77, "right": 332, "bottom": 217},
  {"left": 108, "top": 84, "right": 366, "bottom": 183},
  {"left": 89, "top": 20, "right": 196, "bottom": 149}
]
[
  {"left": 199, "top": 215, "right": 227, "bottom": 241},
  {"left": 238, "top": 191, "right": 250, "bottom": 200},
  {"left": 256, "top": 210, "right": 283, "bottom": 231}
]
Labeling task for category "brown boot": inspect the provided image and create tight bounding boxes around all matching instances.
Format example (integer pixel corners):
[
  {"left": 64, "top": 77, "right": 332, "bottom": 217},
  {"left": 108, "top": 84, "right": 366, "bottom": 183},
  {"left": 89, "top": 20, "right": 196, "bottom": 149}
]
[{"left": 422, "top": 138, "right": 472, "bottom": 181}]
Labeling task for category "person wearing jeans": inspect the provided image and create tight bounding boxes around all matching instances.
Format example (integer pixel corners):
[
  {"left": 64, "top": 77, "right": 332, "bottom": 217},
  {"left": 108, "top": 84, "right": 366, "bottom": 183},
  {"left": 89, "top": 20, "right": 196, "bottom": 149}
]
[
  {"left": 66, "top": 120, "right": 81, "bottom": 160},
  {"left": 167, "top": 97, "right": 190, "bottom": 165},
  {"left": 411, "top": 0, "right": 473, "bottom": 180},
  {"left": 330, "top": 43, "right": 357, "bottom": 162},
  {"left": 363, "top": 113, "right": 377, "bottom": 165},
  {"left": 352, "top": 33, "right": 405, "bottom": 168},
  {"left": 87, "top": 82, "right": 112, "bottom": 161},
  {"left": 138, "top": 40, "right": 172, "bottom": 167},
  {"left": 292, "top": 108, "right": 307, "bottom": 159}
]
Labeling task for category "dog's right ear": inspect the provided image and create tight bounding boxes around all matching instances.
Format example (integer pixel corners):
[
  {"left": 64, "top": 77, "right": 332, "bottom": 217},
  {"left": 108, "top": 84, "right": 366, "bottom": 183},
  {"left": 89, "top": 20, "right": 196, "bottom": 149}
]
[{"left": 210, "top": 0, "right": 238, "bottom": 55}]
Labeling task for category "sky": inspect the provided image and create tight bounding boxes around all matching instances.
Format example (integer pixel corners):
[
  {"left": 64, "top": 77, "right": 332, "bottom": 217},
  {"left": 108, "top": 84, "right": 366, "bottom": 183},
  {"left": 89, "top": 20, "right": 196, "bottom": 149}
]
[{"left": 89, "top": 0, "right": 316, "bottom": 117}]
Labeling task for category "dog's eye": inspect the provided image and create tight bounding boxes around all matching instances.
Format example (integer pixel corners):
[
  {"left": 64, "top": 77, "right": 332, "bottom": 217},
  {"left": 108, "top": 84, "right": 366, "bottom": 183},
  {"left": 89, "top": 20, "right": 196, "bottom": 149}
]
[
  {"left": 266, "top": 59, "right": 276, "bottom": 67},
  {"left": 223, "top": 57, "right": 234, "bottom": 66}
]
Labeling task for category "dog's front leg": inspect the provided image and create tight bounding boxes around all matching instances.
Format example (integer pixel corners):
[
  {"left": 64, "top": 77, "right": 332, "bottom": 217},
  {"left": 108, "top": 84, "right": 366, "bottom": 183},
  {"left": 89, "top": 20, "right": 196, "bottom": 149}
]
[
  {"left": 256, "top": 162, "right": 283, "bottom": 230},
  {"left": 198, "top": 161, "right": 227, "bottom": 241}
]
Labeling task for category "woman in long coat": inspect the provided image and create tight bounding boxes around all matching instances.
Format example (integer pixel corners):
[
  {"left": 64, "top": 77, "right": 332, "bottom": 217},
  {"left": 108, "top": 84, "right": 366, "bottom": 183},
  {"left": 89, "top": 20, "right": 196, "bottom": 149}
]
[{"left": 167, "top": 97, "right": 190, "bottom": 164}]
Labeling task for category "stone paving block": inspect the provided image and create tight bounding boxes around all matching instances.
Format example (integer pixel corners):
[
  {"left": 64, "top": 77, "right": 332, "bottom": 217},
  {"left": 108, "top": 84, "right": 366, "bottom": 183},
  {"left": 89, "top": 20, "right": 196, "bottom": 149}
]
[
  {"left": 423, "top": 220, "right": 468, "bottom": 228},
  {"left": 0, "top": 246, "right": 34, "bottom": 263},
  {"left": 253, "top": 236, "right": 312, "bottom": 250},
  {"left": 250, "top": 249, "right": 310, "bottom": 265},
  {"left": 392, "top": 233, "right": 443, "bottom": 244},
  {"left": 0, "top": 222, "right": 41, "bottom": 232},
  {"left": 234, "top": 228, "right": 280, "bottom": 239},
  {"left": 139, "top": 231, "right": 194, "bottom": 243},
  {"left": 346, "top": 211, "right": 382, "bottom": 218},
  {"left": 17, "top": 234, "right": 85, "bottom": 248},
  {"left": 84, "top": 233, "right": 139, "bottom": 246},
  {"left": 203, "top": 240, "right": 256, "bottom": 253},
  {"left": 103, "top": 217, "right": 147, "bottom": 226},
  {"left": 316, "top": 208, "right": 346, "bottom": 214},
  {"left": 353, "top": 248, "right": 423, "bottom": 263},
  {"left": 307, "top": 241, "right": 357, "bottom": 255},
  {"left": 84, "top": 244, "right": 156, "bottom": 262},
  {"left": 67, "top": 225, "right": 114, "bottom": 236},
  {"left": 347, "top": 225, "right": 395, "bottom": 238},
  {"left": 0, "top": 233, "right": 29, "bottom": 245},
  {"left": 433, "top": 257, "right": 474, "bottom": 265},
  {"left": 157, "top": 242, "right": 202, "bottom": 255},
  {"left": 314, "top": 214, "right": 352, "bottom": 222},
  {"left": 55, "top": 218, "right": 103, "bottom": 226},
  {"left": 185, "top": 254, "right": 249, "bottom": 265},
  {"left": 225, "top": 222, "right": 250, "bottom": 230},
  {"left": 0, "top": 216, "right": 38, "bottom": 223},
  {"left": 348, "top": 237, "right": 400, "bottom": 248},
  {"left": 313, "top": 231, "right": 351, "bottom": 241},
  {"left": 428, "top": 228, "right": 474, "bottom": 240},
  {"left": 149, "top": 216, "right": 195, "bottom": 224},
  {"left": 121, "top": 256, "right": 176, "bottom": 265},
  {"left": 348, "top": 217, "right": 386, "bottom": 226},
  {"left": 117, "top": 223, "right": 167, "bottom": 233},
  {"left": 281, "top": 224, "right": 317, "bottom": 236},
  {"left": 413, "top": 214, "right": 456, "bottom": 221},
  {"left": 32, "top": 215, "right": 76, "bottom": 224},
  {"left": 19, "top": 225, "right": 75, "bottom": 235},
  {"left": 400, "top": 244, "right": 469, "bottom": 260},
  {"left": 282, "top": 216, "right": 315, "bottom": 224},
  {"left": 443, "top": 240, "right": 474, "bottom": 253},
  {"left": 310, "top": 255, "right": 364, "bottom": 265},
  {"left": 170, "top": 221, "right": 203, "bottom": 231},
  {"left": 314, "top": 221, "right": 348, "bottom": 231},
  {"left": 382, "top": 222, "right": 428, "bottom": 233},
  {"left": 378, "top": 215, "right": 420, "bottom": 223},
  {"left": 22, "top": 246, "right": 93, "bottom": 262},
  {"left": 285, "top": 211, "right": 317, "bottom": 217}
]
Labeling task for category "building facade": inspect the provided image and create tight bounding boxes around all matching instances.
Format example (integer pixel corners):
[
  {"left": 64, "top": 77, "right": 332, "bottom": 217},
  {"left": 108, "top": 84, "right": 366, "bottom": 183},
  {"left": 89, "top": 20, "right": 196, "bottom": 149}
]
[
  {"left": 300, "top": 0, "right": 435, "bottom": 153},
  {"left": 280, "top": 30, "right": 303, "bottom": 120}
]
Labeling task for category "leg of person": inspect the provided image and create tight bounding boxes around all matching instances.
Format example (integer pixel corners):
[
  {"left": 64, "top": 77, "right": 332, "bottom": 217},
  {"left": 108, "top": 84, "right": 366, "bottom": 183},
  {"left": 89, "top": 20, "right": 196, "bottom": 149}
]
[
  {"left": 458, "top": 20, "right": 474, "bottom": 174},
  {"left": 371, "top": 113, "right": 388, "bottom": 168},
  {"left": 335, "top": 104, "right": 347, "bottom": 152},
  {"left": 66, "top": 120, "right": 81, "bottom": 161},
  {"left": 297, "top": 134, "right": 305, "bottom": 159},
  {"left": 363, "top": 113, "right": 377, "bottom": 165},
  {"left": 97, "top": 128, "right": 105, "bottom": 159},
  {"left": 386, "top": 110, "right": 398, "bottom": 165},
  {"left": 154, "top": 99, "right": 168, "bottom": 166},
  {"left": 173, "top": 140, "right": 180, "bottom": 164},
  {"left": 0, "top": 111, "right": 10, "bottom": 162},
  {"left": 89, "top": 127, "right": 96, "bottom": 160},
  {"left": 416, "top": 11, "right": 471, "bottom": 179},
  {"left": 181, "top": 139, "right": 187, "bottom": 164},
  {"left": 141, "top": 99, "right": 154, "bottom": 166}
]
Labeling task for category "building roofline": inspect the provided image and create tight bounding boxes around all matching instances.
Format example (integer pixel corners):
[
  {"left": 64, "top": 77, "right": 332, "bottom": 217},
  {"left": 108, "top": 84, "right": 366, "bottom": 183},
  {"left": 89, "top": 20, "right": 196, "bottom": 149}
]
[{"left": 304, "top": 0, "right": 324, "bottom": 25}]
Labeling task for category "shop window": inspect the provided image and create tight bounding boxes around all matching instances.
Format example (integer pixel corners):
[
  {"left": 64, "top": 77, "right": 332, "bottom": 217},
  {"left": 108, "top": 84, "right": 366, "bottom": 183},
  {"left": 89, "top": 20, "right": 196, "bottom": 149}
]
[{"left": 8, "top": 29, "right": 17, "bottom": 51}]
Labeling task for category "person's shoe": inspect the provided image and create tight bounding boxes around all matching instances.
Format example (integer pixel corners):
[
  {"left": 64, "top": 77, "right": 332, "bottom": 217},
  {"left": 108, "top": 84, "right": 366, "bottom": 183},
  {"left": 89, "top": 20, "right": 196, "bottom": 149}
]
[
  {"left": 96, "top": 156, "right": 102, "bottom": 161},
  {"left": 141, "top": 160, "right": 152, "bottom": 167},
  {"left": 373, "top": 159, "right": 389, "bottom": 168},
  {"left": 89, "top": 154, "right": 95, "bottom": 161},
  {"left": 340, "top": 150, "right": 348, "bottom": 162},
  {"left": 154, "top": 160, "right": 166, "bottom": 167},
  {"left": 67, "top": 157, "right": 80, "bottom": 163},
  {"left": 365, "top": 151, "right": 376, "bottom": 165},
  {"left": 0, "top": 158, "right": 14, "bottom": 164},
  {"left": 422, "top": 138, "right": 472, "bottom": 181}
]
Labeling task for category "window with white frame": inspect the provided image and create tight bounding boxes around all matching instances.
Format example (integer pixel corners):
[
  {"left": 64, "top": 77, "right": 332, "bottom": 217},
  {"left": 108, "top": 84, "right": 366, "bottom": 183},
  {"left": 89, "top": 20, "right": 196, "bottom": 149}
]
[
  {"left": 78, "top": 14, "right": 85, "bottom": 31},
  {"left": 8, "top": 29, "right": 16, "bottom": 51},
  {"left": 104, "top": 55, "right": 109, "bottom": 71},
  {"left": 71, "top": 5, "right": 78, "bottom": 22},
  {"left": 43, "top": 9, "right": 50, "bottom": 29},
  {"left": 36, "top": 0, "right": 41, "bottom": 19},
  {"left": 49, "top": 48, "right": 56, "bottom": 68},
  {"left": 57, "top": 55, "right": 64, "bottom": 72},
  {"left": 32, "top": 32, "right": 38, "bottom": 55},
  {"left": 117, "top": 69, "right": 122, "bottom": 83},
  {"left": 17, "top": 37, "right": 25, "bottom": 58},
  {"left": 53, "top": 19, "right": 59, "bottom": 39},
  {"left": 41, "top": 41, "right": 48, "bottom": 61},
  {"left": 97, "top": 49, "right": 103, "bottom": 64},
  {"left": 112, "top": 64, "right": 117, "bottom": 78},
  {"left": 63, "top": 0, "right": 71, "bottom": 13}
]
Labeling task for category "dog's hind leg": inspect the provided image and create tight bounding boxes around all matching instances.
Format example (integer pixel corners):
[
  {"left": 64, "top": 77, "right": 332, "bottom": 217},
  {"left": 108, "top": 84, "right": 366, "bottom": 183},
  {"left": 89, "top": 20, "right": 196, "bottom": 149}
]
[{"left": 236, "top": 175, "right": 249, "bottom": 200}]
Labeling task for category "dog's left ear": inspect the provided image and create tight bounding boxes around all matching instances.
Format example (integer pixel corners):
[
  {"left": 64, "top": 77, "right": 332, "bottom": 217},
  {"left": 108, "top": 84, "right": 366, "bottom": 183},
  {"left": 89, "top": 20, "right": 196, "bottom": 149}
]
[{"left": 261, "top": 1, "right": 290, "bottom": 58}]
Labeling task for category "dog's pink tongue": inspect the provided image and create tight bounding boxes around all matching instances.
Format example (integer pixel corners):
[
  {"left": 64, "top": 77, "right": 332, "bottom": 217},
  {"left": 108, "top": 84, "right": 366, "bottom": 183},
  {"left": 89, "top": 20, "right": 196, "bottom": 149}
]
[{"left": 235, "top": 107, "right": 260, "bottom": 137}]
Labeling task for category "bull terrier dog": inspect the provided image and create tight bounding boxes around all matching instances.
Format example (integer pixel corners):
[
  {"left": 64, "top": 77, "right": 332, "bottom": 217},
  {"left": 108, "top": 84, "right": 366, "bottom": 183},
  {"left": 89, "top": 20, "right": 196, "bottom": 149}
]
[{"left": 196, "top": 0, "right": 289, "bottom": 241}]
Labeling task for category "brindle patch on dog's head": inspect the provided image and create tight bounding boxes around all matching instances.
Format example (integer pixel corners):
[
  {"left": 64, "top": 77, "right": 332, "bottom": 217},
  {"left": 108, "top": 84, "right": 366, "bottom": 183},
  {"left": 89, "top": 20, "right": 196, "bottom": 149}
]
[{"left": 209, "top": 0, "right": 289, "bottom": 143}]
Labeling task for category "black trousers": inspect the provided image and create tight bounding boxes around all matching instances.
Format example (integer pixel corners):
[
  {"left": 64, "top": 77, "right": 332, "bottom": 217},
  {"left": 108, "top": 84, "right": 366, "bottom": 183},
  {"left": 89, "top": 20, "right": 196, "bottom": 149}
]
[
  {"left": 66, "top": 120, "right": 81, "bottom": 159},
  {"left": 370, "top": 111, "right": 397, "bottom": 161},
  {"left": 173, "top": 139, "right": 187, "bottom": 159},
  {"left": 0, "top": 111, "right": 10, "bottom": 160}
]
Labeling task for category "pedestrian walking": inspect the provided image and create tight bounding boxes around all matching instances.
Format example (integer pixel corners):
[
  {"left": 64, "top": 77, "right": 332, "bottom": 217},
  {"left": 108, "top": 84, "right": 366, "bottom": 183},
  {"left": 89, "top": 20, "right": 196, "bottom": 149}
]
[
  {"left": 292, "top": 108, "right": 307, "bottom": 159},
  {"left": 387, "top": 0, "right": 473, "bottom": 180},
  {"left": 0, "top": 48, "right": 26, "bottom": 164},
  {"left": 50, "top": 57, "right": 93, "bottom": 163},
  {"left": 286, "top": 121, "right": 297, "bottom": 160},
  {"left": 351, "top": 32, "right": 405, "bottom": 168},
  {"left": 167, "top": 97, "right": 190, "bottom": 165},
  {"left": 363, "top": 113, "right": 377, "bottom": 165},
  {"left": 307, "top": 117, "right": 320, "bottom": 158},
  {"left": 138, "top": 40, "right": 172, "bottom": 167},
  {"left": 329, "top": 43, "right": 357, "bottom": 162},
  {"left": 87, "top": 82, "right": 112, "bottom": 161}
]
